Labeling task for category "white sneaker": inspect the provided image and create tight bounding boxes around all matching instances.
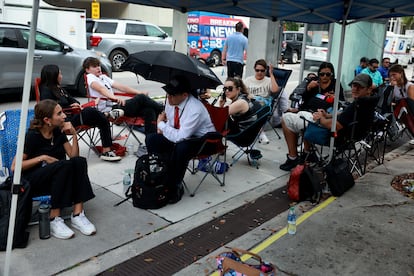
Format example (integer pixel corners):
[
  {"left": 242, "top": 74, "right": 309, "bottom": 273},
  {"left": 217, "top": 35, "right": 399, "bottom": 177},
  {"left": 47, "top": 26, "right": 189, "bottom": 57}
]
[
  {"left": 50, "top": 217, "right": 75, "bottom": 239},
  {"left": 259, "top": 132, "right": 270, "bottom": 144},
  {"left": 109, "top": 109, "right": 124, "bottom": 120},
  {"left": 100, "top": 150, "right": 122, "bottom": 162},
  {"left": 71, "top": 211, "right": 96, "bottom": 236}
]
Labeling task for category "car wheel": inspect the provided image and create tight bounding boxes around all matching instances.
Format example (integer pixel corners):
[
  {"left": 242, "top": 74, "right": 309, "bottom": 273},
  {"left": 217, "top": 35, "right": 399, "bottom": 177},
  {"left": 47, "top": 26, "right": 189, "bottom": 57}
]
[
  {"left": 292, "top": 52, "right": 298, "bottom": 64},
  {"left": 210, "top": 50, "right": 221, "bottom": 66},
  {"left": 110, "top": 50, "right": 127, "bottom": 72}
]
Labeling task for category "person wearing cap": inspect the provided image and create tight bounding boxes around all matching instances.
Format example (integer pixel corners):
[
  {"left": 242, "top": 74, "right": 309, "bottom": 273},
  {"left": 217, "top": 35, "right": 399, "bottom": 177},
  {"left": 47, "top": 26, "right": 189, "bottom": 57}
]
[
  {"left": 83, "top": 57, "right": 163, "bottom": 134},
  {"left": 311, "top": 74, "right": 378, "bottom": 143},
  {"left": 145, "top": 75, "right": 215, "bottom": 204},
  {"left": 279, "top": 62, "right": 344, "bottom": 171},
  {"left": 355, "top": 57, "right": 369, "bottom": 75}
]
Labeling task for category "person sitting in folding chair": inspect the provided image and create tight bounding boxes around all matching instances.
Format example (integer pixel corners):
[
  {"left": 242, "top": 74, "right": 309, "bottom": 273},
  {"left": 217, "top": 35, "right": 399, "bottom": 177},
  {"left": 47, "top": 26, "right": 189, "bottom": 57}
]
[
  {"left": 218, "top": 77, "right": 262, "bottom": 135},
  {"left": 83, "top": 57, "right": 163, "bottom": 134},
  {"left": 244, "top": 59, "right": 281, "bottom": 144},
  {"left": 309, "top": 74, "right": 377, "bottom": 156},
  {"left": 39, "top": 64, "right": 121, "bottom": 162},
  {"left": 279, "top": 62, "right": 344, "bottom": 171},
  {"left": 145, "top": 76, "right": 215, "bottom": 204},
  {"left": 12, "top": 100, "right": 96, "bottom": 239}
]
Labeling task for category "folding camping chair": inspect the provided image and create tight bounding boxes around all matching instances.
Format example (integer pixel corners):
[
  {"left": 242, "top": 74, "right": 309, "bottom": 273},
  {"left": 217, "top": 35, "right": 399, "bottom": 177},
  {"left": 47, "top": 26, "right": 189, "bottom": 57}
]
[
  {"left": 83, "top": 74, "right": 144, "bottom": 146},
  {"left": 34, "top": 77, "right": 101, "bottom": 156},
  {"left": 227, "top": 104, "right": 272, "bottom": 169},
  {"left": 264, "top": 67, "right": 292, "bottom": 139},
  {"left": 302, "top": 96, "right": 378, "bottom": 177},
  {"left": 186, "top": 102, "right": 229, "bottom": 196},
  {"left": 0, "top": 109, "right": 51, "bottom": 211}
]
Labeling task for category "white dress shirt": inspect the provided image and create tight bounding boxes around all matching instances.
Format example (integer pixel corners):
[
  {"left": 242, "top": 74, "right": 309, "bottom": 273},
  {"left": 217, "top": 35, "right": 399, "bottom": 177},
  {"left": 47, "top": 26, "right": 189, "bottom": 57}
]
[{"left": 158, "top": 95, "right": 215, "bottom": 143}]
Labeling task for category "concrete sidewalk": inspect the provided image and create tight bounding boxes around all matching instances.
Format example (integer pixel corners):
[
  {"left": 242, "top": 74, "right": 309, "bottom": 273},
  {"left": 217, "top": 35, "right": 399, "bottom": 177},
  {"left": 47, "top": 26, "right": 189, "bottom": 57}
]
[
  {"left": 1, "top": 125, "right": 413, "bottom": 275},
  {"left": 179, "top": 143, "right": 414, "bottom": 276}
]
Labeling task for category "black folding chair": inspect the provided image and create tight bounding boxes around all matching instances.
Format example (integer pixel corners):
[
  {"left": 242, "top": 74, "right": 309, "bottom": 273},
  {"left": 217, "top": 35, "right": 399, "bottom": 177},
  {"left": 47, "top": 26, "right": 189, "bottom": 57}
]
[
  {"left": 227, "top": 104, "right": 272, "bottom": 169},
  {"left": 265, "top": 67, "right": 292, "bottom": 139}
]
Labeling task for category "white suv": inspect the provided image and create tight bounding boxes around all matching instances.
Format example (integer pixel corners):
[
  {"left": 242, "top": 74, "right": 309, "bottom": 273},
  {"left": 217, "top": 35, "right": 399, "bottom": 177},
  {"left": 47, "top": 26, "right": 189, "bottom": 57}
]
[{"left": 86, "top": 18, "right": 172, "bottom": 71}]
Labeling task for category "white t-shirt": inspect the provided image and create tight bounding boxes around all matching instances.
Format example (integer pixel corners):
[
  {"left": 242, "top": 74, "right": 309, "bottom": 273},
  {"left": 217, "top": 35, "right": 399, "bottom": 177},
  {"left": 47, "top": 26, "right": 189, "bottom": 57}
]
[
  {"left": 86, "top": 73, "right": 115, "bottom": 112},
  {"left": 393, "top": 82, "right": 414, "bottom": 102},
  {"left": 244, "top": 76, "right": 272, "bottom": 97}
]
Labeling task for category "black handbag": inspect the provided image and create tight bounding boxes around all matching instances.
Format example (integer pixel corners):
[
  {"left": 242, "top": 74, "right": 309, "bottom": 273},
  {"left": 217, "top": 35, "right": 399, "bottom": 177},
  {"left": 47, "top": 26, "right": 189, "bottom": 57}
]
[{"left": 324, "top": 158, "right": 355, "bottom": 196}]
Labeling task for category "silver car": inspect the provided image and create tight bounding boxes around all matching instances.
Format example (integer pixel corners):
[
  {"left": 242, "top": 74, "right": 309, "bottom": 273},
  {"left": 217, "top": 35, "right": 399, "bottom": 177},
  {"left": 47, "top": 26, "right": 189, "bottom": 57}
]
[
  {"left": 0, "top": 22, "right": 112, "bottom": 96},
  {"left": 86, "top": 18, "right": 172, "bottom": 71}
]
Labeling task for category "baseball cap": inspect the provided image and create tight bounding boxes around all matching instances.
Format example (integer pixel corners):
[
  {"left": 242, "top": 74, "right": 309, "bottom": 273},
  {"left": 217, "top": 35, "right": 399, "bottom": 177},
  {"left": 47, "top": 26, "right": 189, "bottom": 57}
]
[
  {"left": 349, "top": 74, "right": 372, "bottom": 88},
  {"left": 162, "top": 75, "right": 191, "bottom": 95}
]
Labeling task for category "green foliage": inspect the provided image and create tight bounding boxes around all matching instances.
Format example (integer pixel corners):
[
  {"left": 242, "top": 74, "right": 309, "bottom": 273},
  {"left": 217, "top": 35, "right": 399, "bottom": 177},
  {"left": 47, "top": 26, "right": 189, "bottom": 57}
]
[
  {"left": 401, "top": 16, "right": 414, "bottom": 30},
  {"left": 283, "top": 22, "right": 303, "bottom": 31}
]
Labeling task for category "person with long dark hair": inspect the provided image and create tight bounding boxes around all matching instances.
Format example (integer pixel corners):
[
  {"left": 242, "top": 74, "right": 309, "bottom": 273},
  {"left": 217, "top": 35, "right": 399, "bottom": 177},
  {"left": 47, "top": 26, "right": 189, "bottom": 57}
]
[
  {"left": 279, "top": 62, "right": 344, "bottom": 171},
  {"left": 12, "top": 99, "right": 96, "bottom": 239},
  {"left": 39, "top": 64, "right": 121, "bottom": 162}
]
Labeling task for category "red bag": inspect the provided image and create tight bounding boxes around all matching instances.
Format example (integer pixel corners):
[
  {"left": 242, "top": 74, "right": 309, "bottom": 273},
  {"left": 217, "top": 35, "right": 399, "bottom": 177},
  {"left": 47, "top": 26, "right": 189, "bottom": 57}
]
[{"left": 287, "top": 164, "right": 305, "bottom": 201}]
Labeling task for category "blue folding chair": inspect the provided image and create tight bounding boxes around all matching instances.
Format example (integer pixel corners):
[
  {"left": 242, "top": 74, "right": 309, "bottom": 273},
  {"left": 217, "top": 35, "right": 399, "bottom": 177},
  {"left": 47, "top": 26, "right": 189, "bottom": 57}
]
[{"left": 0, "top": 109, "right": 51, "bottom": 206}]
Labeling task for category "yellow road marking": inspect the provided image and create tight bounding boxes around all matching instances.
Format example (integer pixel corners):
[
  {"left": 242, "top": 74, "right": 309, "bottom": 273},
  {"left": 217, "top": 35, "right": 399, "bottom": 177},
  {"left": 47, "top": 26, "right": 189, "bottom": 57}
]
[{"left": 211, "top": 196, "right": 337, "bottom": 275}]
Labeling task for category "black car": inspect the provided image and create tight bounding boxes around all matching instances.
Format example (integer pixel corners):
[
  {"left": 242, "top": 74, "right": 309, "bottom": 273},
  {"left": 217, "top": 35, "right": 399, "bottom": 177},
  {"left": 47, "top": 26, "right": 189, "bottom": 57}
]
[{"left": 281, "top": 31, "right": 304, "bottom": 64}]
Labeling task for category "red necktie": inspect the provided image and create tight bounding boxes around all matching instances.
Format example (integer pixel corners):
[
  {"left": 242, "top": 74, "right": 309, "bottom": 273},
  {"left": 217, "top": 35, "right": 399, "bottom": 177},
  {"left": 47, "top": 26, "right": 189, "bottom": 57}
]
[{"left": 174, "top": 106, "right": 180, "bottom": 129}]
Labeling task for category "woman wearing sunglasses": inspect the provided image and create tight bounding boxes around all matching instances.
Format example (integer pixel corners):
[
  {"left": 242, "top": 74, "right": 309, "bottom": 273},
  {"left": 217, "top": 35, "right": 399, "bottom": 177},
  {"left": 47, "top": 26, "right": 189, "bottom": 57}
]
[
  {"left": 279, "top": 62, "right": 345, "bottom": 171},
  {"left": 244, "top": 59, "right": 284, "bottom": 144},
  {"left": 218, "top": 77, "right": 262, "bottom": 135}
]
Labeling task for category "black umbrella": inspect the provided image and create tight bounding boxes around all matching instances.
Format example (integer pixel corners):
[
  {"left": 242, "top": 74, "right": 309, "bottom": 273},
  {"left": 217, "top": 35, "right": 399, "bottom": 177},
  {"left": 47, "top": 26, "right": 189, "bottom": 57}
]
[{"left": 120, "top": 50, "right": 222, "bottom": 90}]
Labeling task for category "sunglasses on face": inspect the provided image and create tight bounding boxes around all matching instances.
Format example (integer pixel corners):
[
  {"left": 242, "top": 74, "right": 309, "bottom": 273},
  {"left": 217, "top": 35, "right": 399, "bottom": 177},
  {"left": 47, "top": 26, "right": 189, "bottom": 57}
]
[
  {"left": 223, "top": 86, "right": 234, "bottom": 92},
  {"left": 255, "top": 69, "right": 266, "bottom": 73},
  {"left": 319, "top": 72, "right": 332, "bottom": 77}
]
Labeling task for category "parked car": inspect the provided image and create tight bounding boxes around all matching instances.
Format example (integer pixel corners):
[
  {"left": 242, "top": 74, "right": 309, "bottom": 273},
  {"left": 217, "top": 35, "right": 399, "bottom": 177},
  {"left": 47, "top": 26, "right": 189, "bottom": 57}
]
[
  {"left": 0, "top": 22, "right": 112, "bottom": 97},
  {"left": 86, "top": 18, "right": 173, "bottom": 72},
  {"left": 304, "top": 39, "right": 329, "bottom": 69},
  {"left": 281, "top": 31, "right": 304, "bottom": 64}
]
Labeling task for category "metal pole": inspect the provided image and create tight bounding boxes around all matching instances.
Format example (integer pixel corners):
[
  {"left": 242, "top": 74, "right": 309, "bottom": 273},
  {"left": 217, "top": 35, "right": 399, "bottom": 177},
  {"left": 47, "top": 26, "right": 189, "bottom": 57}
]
[{"left": 3, "top": 0, "right": 39, "bottom": 275}]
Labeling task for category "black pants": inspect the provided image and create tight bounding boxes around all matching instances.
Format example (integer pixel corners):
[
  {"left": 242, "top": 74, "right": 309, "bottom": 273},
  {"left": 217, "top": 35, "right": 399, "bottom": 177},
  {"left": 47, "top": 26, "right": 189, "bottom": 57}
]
[
  {"left": 70, "top": 107, "right": 112, "bottom": 148},
  {"left": 145, "top": 133, "right": 203, "bottom": 196},
  {"left": 227, "top": 61, "right": 244, "bottom": 78},
  {"left": 24, "top": 157, "right": 95, "bottom": 209},
  {"left": 114, "top": 95, "right": 163, "bottom": 134}
]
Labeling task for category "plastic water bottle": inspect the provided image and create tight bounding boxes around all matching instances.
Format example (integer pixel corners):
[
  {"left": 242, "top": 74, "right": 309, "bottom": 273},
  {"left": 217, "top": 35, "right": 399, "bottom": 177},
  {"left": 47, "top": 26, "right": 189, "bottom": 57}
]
[
  {"left": 123, "top": 172, "right": 131, "bottom": 186},
  {"left": 38, "top": 204, "right": 50, "bottom": 239},
  {"left": 287, "top": 206, "right": 297, "bottom": 235},
  {"left": 127, "top": 144, "right": 134, "bottom": 157}
]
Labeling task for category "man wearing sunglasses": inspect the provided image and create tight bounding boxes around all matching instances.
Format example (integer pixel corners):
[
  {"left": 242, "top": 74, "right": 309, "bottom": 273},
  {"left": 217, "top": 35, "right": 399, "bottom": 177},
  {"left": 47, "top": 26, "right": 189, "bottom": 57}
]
[
  {"left": 244, "top": 59, "right": 282, "bottom": 143},
  {"left": 280, "top": 62, "right": 345, "bottom": 171},
  {"left": 361, "top": 58, "right": 383, "bottom": 88}
]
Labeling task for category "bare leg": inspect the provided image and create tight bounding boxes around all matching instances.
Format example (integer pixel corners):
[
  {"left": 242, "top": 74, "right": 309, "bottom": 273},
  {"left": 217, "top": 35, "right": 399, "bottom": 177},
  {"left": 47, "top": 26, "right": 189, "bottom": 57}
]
[
  {"left": 73, "top": 202, "right": 83, "bottom": 215},
  {"left": 282, "top": 120, "right": 298, "bottom": 158},
  {"left": 50, "top": 209, "right": 60, "bottom": 219}
]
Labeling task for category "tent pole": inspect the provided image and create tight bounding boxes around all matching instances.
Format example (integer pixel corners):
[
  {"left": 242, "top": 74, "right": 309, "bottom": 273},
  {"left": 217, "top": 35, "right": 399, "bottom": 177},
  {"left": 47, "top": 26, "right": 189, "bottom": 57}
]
[
  {"left": 3, "top": 0, "right": 39, "bottom": 275},
  {"left": 328, "top": 21, "right": 347, "bottom": 161}
]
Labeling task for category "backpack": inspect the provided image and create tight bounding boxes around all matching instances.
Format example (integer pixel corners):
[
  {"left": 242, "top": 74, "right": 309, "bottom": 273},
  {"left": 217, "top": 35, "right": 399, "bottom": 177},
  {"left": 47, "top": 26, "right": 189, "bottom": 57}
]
[
  {"left": 287, "top": 164, "right": 322, "bottom": 203},
  {"left": 0, "top": 177, "right": 32, "bottom": 251},
  {"left": 324, "top": 158, "right": 355, "bottom": 196},
  {"left": 115, "top": 153, "right": 169, "bottom": 209}
]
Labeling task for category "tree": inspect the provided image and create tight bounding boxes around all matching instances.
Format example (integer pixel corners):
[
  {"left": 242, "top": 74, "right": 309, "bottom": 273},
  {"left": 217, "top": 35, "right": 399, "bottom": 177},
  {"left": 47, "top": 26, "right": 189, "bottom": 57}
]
[{"left": 401, "top": 16, "right": 414, "bottom": 30}]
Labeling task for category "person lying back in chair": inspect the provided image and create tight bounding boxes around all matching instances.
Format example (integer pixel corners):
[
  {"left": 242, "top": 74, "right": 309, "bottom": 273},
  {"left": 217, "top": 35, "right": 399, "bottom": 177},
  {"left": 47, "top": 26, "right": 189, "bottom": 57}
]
[
  {"left": 83, "top": 57, "right": 163, "bottom": 134},
  {"left": 218, "top": 77, "right": 262, "bottom": 135},
  {"left": 311, "top": 74, "right": 377, "bottom": 145}
]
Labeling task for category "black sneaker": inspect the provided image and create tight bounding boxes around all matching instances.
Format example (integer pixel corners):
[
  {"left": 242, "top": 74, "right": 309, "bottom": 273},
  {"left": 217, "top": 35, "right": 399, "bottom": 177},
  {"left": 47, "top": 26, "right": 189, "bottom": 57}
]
[
  {"left": 279, "top": 155, "right": 299, "bottom": 171},
  {"left": 100, "top": 151, "right": 122, "bottom": 162}
]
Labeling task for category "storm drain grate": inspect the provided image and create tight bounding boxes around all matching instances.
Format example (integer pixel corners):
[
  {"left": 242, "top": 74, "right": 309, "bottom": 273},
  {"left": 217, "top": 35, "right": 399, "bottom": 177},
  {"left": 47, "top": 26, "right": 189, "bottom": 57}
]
[{"left": 99, "top": 186, "right": 290, "bottom": 276}]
